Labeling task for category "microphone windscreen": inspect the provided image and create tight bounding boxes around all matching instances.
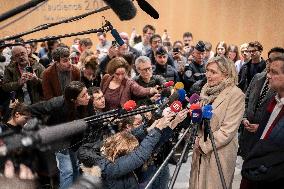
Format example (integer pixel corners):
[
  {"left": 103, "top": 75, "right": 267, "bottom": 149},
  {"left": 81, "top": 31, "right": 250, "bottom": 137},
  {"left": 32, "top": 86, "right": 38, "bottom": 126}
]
[
  {"left": 191, "top": 108, "right": 202, "bottom": 124},
  {"left": 164, "top": 80, "right": 174, "bottom": 87},
  {"left": 178, "top": 89, "right": 186, "bottom": 102},
  {"left": 123, "top": 100, "right": 137, "bottom": 111},
  {"left": 38, "top": 120, "right": 87, "bottom": 145},
  {"left": 202, "top": 104, "right": 213, "bottom": 119},
  {"left": 160, "top": 88, "right": 171, "bottom": 98},
  {"left": 168, "top": 91, "right": 179, "bottom": 104},
  {"left": 103, "top": 0, "right": 137, "bottom": 20},
  {"left": 188, "top": 93, "right": 200, "bottom": 104},
  {"left": 111, "top": 29, "right": 125, "bottom": 46},
  {"left": 190, "top": 103, "right": 201, "bottom": 110},
  {"left": 170, "top": 101, "right": 182, "bottom": 113},
  {"left": 174, "top": 82, "right": 184, "bottom": 90},
  {"left": 137, "top": 0, "right": 159, "bottom": 19}
]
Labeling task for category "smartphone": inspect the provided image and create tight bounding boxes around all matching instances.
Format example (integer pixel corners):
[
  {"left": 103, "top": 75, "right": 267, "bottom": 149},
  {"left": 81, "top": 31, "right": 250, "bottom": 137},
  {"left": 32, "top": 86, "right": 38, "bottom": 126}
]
[
  {"left": 25, "top": 66, "right": 33, "bottom": 73},
  {"left": 173, "top": 48, "right": 180, "bottom": 53},
  {"left": 10, "top": 91, "right": 16, "bottom": 102}
]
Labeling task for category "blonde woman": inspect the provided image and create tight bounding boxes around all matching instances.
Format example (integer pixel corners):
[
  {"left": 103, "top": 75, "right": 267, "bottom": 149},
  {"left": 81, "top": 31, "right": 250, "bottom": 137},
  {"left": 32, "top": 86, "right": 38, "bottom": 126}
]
[{"left": 189, "top": 56, "right": 245, "bottom": 189}]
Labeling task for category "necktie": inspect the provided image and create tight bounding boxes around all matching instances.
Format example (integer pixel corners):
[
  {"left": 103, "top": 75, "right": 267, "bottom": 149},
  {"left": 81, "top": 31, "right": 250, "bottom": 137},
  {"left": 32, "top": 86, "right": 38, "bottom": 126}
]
[{"left": 256, "top": 80, "right": 269, "bottom": 109}]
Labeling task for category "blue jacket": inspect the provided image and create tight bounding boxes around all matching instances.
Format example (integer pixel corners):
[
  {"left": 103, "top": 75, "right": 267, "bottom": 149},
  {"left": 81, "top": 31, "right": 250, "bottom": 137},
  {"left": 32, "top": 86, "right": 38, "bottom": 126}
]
[{"left": 80, "top": 128, "right": 162, "bottom": 189}]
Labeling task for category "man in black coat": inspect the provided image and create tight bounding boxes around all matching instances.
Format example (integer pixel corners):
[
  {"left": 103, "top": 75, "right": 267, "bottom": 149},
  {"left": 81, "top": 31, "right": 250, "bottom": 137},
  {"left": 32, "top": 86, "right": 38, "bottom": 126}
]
[
  {"left": 238, "top": 41, "right": 266, "bottom": 92},
  {"left": 240, "top": 55, "right": 284, "bottom": 189},
  {"left": 239, "top": 47, "right": 284, "bottom": 160}
]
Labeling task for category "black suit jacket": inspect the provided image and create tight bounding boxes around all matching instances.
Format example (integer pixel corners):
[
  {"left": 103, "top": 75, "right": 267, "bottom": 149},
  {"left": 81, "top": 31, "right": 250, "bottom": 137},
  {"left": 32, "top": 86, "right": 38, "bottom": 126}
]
[{"left": 239, "top": 72, "right": 276, "bottom": 159}]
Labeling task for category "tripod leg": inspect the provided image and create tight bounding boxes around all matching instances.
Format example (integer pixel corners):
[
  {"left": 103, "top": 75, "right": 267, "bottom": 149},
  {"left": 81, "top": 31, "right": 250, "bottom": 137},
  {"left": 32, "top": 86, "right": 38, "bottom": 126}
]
[
  {"left": 208, "top": 128, "right": 227, "bottom": 189},
  {"left": 168, "top": 127, "right": 197, "bottom": 189}
]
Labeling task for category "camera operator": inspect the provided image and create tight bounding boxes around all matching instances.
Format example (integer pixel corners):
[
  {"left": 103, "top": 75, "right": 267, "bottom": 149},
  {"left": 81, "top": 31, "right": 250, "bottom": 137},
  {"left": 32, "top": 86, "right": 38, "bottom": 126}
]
[
  {"left": 28, "top": 81, "right": 90, "bottom": 189},
  {"left": 0, "top": 102, "right": 39, "bottom": 188}
]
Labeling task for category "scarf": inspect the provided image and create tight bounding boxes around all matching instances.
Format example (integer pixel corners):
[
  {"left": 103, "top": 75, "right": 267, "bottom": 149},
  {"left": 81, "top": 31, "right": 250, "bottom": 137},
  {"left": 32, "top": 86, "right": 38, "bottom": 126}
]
[{"left": 201, "top": 77, "right": 234, "bottom": 105}]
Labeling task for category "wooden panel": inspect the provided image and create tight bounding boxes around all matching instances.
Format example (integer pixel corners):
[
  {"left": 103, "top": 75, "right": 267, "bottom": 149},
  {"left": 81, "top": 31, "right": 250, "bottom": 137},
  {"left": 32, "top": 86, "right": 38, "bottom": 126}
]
[{"left": 0, "top": 0, "right": 283, "bottom": 58}]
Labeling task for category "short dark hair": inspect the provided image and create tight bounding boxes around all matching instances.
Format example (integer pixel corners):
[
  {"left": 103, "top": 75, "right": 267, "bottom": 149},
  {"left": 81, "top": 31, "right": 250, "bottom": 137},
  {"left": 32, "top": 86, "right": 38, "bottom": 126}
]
[
  {"left": 11, "top": 102, "right": 31, "bottom": 118},
  {"left": 183, "top": 32, "right": 193, "bottom": 39},
  {"left": 268, "top": 47, "right": 284, "bottom": 58},
  {"left": 79, "top": 38, "right": 93, "bottom": 47},
  {"left": 52, "top": 46, "right": 70, "bottom": 62},
  {"left": 47, "top": 40, "right": 59, "bottom": 52},
  {"left": 248, "top": 41, "right": 263, "bottom": 52},
  {"left": 270, "top": 55, "right": 284, "bottom": 73},
  {"left": 143, "top": 24, "right": 155, "bottom": 34},
  {"left": 149, "top": 34, "right": 161, "bottom": 44},
  {"left": 88, "top": 86, "right": 102, "bottom": 96},
  {"left": 64, "top": 81, "right": 86, "bottom": 103}
]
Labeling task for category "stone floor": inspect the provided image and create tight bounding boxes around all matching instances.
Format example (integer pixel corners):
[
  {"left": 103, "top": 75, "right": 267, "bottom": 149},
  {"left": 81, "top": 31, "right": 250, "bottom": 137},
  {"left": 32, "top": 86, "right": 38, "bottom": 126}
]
[{"left": 168, "top": 152, "right": 243, "bottom": 189}]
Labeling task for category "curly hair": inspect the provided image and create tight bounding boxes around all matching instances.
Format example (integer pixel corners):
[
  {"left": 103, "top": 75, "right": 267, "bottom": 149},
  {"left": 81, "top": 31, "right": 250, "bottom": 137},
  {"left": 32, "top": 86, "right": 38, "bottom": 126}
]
[
  {"left": 102, "top": 131, "right": 139, "bottom": 162},
  {"left": 52, "top": 46, "right": 70, "bottom": 62}
]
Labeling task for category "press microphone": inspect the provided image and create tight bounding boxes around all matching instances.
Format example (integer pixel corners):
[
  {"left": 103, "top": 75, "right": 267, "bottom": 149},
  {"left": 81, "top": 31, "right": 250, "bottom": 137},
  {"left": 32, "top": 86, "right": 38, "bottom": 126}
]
[
  {"left": 177, "top": 88, "right": 186, "bottom": 102},
  {"left": 103, "top": 0, "right": 137, "bottom": 21},
  {"left": 202, "top": 104, "right": 213, "bottom": 142},
  {"left": 137, "top": 0, "right": 159, "bottom": 19},
  {"left": 153, "top": 91, "right": 179, "bottom": 119},
  {"left": 174, "top": 82, "right": 184, "bottom": 90},
  {"left": 157, "top": 80, "right": 174, "bottom": 90},
  {"left": 186, "top": 93, "right": 200, "bottom": 108},
  {"left": 123, "top": 100, "right": 137, "bottom": 111},
  {"left": 170, "top": 101, "right": 183, "bottom": 113},
  {"left": 190, "top": 103, "right": 202, "bottom": 125}
]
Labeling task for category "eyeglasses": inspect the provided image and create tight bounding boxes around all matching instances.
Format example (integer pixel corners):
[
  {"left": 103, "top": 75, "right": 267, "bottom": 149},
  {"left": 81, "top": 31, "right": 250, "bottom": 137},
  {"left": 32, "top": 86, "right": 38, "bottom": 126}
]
[
  {"left": 139, "top": 67, "right": 152, "bottom": 72},
  {"left": 241, "top": 50, "right": 248, "bottom": 54}
]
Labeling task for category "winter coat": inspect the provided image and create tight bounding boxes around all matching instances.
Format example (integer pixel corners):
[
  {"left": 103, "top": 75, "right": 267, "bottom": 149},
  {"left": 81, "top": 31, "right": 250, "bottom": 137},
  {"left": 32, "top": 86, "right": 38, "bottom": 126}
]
[
  {"left": 189, "top": 85, "right": 245, "bottom": 189},
  {"left": 2, "top": 59, "right": 45, "bottom": 103}
]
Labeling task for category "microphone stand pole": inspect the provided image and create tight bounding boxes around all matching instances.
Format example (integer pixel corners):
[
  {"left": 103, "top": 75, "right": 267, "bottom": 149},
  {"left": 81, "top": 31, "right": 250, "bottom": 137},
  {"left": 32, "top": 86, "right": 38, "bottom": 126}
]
[
  {"left": 0, "top": 20, "right": 112, "bottom": 48},
  {"left": 0, "top": 5, "right": 110, "bottom": 42},
  {"left": 204, "top": 122, "right": 227, "bottom": 189},
  {"left": 168, "top": 124, "right": 198, "bottom": 189},
  {"left": 144, "top": 127, "right": 191, "bottom": 189}
]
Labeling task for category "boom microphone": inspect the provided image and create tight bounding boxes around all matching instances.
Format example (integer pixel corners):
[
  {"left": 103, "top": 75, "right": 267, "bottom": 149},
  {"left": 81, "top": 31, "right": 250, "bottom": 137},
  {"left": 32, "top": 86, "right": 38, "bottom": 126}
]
[
  {"left": 137, "top": 0, "right": 159, "bottom": 19},
  {"left": 111, "top": 28, "right": 125, "bottom": 46},
  {"left": 0, "top": 0, "right": 46, "bottom": 22},
  {"left": 103, "top": 0, "right": 137, "bottom": 21}
]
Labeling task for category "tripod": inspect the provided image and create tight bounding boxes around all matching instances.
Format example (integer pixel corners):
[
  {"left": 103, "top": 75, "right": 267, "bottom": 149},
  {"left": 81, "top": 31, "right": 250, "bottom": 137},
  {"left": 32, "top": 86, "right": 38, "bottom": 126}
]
[
  {"left": 168, "top": 123, "right": 198, "bottom": 189},
  {"left": 169, "top": 104, "right": 227, "bottom": 189}
]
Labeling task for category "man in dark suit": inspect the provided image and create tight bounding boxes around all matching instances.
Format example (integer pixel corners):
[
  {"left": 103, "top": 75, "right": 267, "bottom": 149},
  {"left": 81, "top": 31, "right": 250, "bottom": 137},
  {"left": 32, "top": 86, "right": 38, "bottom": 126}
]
[
  {"left": 240, "top": 54, "right": 284, "bottom": 189},
  {"left": 239, "top": 47, "right": 284, "bottom": 159}
]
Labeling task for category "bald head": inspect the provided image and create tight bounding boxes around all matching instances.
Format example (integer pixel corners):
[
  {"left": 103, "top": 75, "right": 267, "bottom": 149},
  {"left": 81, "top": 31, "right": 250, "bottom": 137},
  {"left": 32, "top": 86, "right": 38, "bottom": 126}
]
[{"left": 12, "top": 46, "right": 29, "bottom": 66}]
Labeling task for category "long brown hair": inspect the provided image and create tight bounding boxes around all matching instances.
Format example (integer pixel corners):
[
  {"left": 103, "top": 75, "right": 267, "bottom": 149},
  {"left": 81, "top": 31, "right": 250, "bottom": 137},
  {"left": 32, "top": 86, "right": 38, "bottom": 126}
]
[{"left": 102, "top": 131, "right": 139, "bottom": 162}]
